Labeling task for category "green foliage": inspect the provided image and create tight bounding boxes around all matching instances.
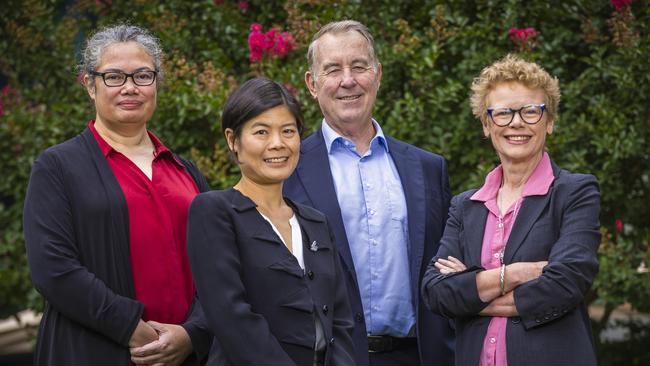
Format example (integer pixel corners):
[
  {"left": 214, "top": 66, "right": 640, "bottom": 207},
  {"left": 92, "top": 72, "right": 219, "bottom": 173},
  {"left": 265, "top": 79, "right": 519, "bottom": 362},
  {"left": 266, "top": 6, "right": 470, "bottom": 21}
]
[{"left": 1, "top": 0, "right": 649, "bottom": 356}]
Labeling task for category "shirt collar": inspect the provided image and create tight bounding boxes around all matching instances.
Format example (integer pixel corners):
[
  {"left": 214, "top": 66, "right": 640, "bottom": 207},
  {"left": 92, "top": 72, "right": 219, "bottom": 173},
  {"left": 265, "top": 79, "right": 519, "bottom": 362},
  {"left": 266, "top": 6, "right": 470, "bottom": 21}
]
[
  {"left": 320, "top": 118, "right": 388, "bottom": 154},
  {"left": 471, "top": 151, "right": 554, "bottom": 202},
  {"left": 88, "top": 120, "right": 183, "bottom": 168}
]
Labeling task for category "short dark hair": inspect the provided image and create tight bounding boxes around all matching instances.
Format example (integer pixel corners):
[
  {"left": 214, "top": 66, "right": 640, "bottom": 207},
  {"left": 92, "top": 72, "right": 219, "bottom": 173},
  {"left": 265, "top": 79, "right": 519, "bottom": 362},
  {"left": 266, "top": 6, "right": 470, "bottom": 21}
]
[{"left": 221, "top": 78, "right": 304, "bottom": 140}]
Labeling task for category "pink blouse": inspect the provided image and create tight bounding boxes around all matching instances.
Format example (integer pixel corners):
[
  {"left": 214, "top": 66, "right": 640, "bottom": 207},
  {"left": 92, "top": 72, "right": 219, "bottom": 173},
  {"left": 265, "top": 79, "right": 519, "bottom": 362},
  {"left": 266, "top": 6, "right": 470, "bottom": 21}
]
[{"left": 470, "top": 152, "right": 554, "bottom": 366}]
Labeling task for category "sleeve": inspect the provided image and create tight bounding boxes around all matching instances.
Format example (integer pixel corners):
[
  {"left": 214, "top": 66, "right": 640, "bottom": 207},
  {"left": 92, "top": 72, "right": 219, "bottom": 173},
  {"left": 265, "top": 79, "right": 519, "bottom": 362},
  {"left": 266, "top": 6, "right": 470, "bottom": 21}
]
[
  {"left": 326, "top": 221, "right": 356, "bottom": 365},
  {"left": 181, "top": 297, "right": 213, "bottom": 364},
  {"left": 421, "top": 194, "right": 489, "bottom": 318},
  {"left": 23, "top": 153, "right": 143, "bottom": 346},
  {"left": 439, "top": 157, "right": 452, "bottom": 232},
  {"left": 186, "top": 193, "right": 297, "bottom": 366},
  {"left": 514, "top": 175, "right": 601, "bottom": 329}
]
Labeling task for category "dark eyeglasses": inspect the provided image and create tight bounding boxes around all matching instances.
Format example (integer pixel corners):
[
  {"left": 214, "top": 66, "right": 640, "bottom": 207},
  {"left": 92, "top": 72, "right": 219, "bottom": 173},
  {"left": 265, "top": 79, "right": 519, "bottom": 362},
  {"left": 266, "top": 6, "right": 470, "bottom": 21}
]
[
  {"left": 90, "top": 70, "right": 157, "bottom": 87},
  {"left": 487, "top": 104, "right": 546, "bottom": 127}
]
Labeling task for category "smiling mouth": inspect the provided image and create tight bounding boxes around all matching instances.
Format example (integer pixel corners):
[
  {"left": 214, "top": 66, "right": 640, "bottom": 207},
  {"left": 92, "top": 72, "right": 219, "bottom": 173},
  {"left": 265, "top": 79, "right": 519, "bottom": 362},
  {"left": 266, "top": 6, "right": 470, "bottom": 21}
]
[
  {"left": 264, "top": 157, "right": 289, "bottom": 163},
  {"left": 506, "top": 135, "right": 531, "bottom": 141},
  {"left": 338, "top": 95, "right": 361, "bottom": 101}
]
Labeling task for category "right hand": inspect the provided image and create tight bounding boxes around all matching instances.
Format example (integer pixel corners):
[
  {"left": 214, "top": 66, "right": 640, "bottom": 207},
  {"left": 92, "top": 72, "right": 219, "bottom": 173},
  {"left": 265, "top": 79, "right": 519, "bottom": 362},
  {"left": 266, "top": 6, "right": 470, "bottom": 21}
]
[
  {"left": 129, "top": 319, "right": 159, "bottom": 348},
  {"left": 508, "top": 261, "right": 548, "bottom": 286}
]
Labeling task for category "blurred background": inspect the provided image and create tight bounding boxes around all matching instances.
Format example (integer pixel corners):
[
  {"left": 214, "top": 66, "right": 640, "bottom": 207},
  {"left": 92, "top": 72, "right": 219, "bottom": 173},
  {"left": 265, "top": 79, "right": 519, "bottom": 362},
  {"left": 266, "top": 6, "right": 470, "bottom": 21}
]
[{"left": 1, "top": 0, "right": 649, "bottom": 364}]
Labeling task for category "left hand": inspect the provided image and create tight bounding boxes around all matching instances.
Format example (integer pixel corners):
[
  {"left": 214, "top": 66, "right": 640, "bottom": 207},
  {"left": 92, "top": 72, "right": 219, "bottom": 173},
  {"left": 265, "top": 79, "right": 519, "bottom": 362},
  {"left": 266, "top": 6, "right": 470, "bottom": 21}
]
[
  {"left": 130, "top": 321, "right": 192, "bottom": 366},
  {"left": 435, "top": 256, "right": 467, "bottom": 275}
]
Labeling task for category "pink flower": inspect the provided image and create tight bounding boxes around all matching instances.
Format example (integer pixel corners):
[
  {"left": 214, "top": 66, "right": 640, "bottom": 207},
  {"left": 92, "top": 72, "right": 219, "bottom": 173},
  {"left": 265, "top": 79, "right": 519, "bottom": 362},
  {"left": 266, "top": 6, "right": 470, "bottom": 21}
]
[
  {"left": 248, "top": 23, "right": 267, "bottom": 62},
  {"left": 271, "top": 32, "right": 296, "bottom": 57},
  {"left": 238, "top": 0, "right": 249, "bottom": 11},
  {"left": 615, "top": 219, "right": 623, "bottom": 233},
  {"left": 248, "top": 24, "right": 296, "bottom": 62},
  {"left": 611, "top": 0, "right": 633, "bottom": 11},
  {"left": 1, "top": 85, "right": 10, "bottom": 97}
]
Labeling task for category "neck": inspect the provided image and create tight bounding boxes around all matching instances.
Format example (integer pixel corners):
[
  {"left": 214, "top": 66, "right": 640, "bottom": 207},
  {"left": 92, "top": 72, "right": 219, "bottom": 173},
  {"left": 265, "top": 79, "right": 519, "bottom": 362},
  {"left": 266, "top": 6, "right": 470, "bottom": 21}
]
[
  {"left": 234, "top": 176, "right": 285, "bottom": 213},
  {"left": 500, "top": 152, "right": 543, "bottom": 190},
  {"left": 94, "top": 118, "right": 149, "bottom": 148},
  {"left": 326, "top": 119, "right": 376, "bottom": 154}
]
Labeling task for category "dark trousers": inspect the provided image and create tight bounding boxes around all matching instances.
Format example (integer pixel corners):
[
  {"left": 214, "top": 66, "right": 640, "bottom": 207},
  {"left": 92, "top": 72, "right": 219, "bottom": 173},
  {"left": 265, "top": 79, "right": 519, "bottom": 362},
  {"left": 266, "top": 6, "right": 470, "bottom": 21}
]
[{"left": 369, "top": 341, "right": 420, "bottom": 366}]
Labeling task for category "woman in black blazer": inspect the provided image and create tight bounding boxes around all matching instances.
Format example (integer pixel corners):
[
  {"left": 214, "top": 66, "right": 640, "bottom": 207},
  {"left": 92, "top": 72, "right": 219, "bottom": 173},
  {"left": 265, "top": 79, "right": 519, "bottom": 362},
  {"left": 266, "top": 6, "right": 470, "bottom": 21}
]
[
  {"left": 421, "top": 55, "right": 601, "bottom": 366},
  {"left": 187, "top": 78, "right": 355, "bottom": 366}
]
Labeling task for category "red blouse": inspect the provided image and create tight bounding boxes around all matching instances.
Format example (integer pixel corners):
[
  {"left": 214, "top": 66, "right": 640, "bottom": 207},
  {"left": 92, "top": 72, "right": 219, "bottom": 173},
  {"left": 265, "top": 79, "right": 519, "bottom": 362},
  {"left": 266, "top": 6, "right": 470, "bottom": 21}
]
[{"left": 90, "top": 121, "right": 198, "bottom": 324}]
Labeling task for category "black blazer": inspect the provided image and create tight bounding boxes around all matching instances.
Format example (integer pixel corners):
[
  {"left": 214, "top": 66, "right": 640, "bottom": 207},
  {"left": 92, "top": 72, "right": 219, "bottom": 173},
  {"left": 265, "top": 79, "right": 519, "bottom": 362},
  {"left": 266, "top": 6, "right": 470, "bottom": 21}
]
[
  {"left": 284, "top": 129, "right": 455, "bottom": 366},
  {"left": 23, "top": 128, "right": 212, "bottom": 365},
  {"left": 187, "top": 188, "right": 355, "bottom": 366},
  {"left": 421, "top": 161, "right": 601, "bottom": 366}
]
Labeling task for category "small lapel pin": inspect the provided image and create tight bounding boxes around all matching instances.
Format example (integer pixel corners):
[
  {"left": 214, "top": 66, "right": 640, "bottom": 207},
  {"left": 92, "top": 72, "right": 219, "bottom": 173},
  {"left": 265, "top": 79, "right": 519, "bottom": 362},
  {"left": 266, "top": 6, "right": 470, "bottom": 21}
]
[{"left": 310, "top": 241, "right": 319, "bottom": 252}]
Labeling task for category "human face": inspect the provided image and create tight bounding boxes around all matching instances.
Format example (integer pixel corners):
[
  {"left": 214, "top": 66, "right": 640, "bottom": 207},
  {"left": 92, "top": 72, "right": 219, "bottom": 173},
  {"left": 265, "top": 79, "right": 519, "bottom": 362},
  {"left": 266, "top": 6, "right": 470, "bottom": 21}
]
[
  {"left": 226, "top": 105, "right": 300, "bottom": 186},
  {"left": 85, "top": 42, "right": 157, "bottom": 129},
  {"left": 483, "top": 82, "right": 554, "bottom": 165},
  {"left": 305, "top": 31, "right": 382, "bottom": 133}
]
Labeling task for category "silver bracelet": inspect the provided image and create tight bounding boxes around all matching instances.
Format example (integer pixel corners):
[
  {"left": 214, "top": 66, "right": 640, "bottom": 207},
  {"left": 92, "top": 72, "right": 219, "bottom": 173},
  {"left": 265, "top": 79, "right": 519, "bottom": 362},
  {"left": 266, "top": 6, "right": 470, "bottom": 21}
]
[{"left": 499, "top": 263, "right": 506, "bottom": 296}]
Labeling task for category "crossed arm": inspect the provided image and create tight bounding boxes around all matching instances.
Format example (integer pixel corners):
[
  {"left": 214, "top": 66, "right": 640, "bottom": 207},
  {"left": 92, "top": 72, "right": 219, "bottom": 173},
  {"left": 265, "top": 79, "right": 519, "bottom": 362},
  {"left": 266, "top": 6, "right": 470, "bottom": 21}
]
[{"left": 435, "top": 256, "right": 547, "bottom": 317}]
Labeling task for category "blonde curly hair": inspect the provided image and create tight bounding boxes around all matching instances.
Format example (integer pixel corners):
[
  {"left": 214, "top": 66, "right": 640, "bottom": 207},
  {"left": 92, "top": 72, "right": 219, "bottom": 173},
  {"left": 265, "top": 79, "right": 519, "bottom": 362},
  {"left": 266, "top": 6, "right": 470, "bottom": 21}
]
[{"left": 470, "top": 54, "right": 560, "bottom": 125}]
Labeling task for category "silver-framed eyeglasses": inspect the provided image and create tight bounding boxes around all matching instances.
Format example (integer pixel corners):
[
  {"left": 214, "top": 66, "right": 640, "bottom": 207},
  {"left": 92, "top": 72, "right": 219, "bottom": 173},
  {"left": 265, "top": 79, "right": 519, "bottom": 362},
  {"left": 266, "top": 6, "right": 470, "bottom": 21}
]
[
  {"left": 90, "top": 70, "right": 157, "bottom": 87},
  {"left": 487, "top": 103, "right": 546, "bottom": 127}
]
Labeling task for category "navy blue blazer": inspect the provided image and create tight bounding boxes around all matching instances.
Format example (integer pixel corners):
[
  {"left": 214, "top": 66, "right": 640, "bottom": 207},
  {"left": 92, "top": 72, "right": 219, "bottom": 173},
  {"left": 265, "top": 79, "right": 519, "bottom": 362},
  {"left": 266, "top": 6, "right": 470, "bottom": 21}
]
[
  {"left": 187, "top": 188, "right": 355, "bottom": 366},
  {"left": 421, "top": 161, "right": 600, "bottom": 366},
  {"left": 23, "top": 128, "right": 212, "bottom": 366},
  {"left": 284, "top": 128, "right": 455, "bottom": 366}
]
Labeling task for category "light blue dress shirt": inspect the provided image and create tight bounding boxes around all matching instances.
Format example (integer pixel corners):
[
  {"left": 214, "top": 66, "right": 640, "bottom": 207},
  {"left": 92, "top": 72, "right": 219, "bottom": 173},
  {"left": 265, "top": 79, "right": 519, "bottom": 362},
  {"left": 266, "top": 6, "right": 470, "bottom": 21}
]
[{"left": 321, "top": 120, "right": 415, "bottom": 337}]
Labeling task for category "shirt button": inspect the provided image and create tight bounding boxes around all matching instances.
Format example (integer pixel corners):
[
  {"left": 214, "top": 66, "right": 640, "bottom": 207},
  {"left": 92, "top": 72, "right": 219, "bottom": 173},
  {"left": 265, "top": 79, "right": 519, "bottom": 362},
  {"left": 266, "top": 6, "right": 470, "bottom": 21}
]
[
  {"left": 368, "top": 209, "right": 375, "bottom": 216},
  {"left": 489, "top": 337, "right": 496, "bottom": 344},
  {"left": 371, "top": 240, "right": 378, "bottom": 246},
  {"left": 493, "top": 253, "right": 500, "bottom": 259}
]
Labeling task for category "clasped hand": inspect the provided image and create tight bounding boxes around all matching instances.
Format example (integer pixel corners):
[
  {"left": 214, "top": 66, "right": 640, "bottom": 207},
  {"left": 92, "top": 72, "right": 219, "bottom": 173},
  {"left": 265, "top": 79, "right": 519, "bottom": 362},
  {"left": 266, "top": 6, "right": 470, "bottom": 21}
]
[{"left": 128, "top": 319, "right": 192, "bottom": 366}]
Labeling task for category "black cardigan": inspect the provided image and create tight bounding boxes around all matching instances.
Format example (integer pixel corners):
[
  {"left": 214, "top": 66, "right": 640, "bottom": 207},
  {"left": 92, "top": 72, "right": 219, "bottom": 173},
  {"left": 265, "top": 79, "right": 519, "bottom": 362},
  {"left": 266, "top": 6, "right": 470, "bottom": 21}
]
[{"left": 23, "top": 127, "right": 212, "bottom": 365}]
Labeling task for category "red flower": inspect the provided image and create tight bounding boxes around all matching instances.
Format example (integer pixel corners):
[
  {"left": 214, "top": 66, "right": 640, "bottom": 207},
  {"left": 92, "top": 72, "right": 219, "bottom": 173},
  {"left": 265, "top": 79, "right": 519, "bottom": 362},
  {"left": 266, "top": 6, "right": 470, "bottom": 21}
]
[
  {"left": 615, "top": 219, "right": 623, "bottom": 233},
  {"left": 248, "top": 23, "right": 266, "bottom": 62},
  {"left": 238, "top": 0, "right": 249, "bottom": 11},
  {"left": 611, "top": 0, "right": 633, "bottom": 11},
  {"left": 1, "top": 85, "right": 10, "bottom": 97},
  {"left": 508, "top": 27, "right": 539, "bottom": 51},
  {"left": 248, "top": 24, "right": 296, "bottom": 63}
]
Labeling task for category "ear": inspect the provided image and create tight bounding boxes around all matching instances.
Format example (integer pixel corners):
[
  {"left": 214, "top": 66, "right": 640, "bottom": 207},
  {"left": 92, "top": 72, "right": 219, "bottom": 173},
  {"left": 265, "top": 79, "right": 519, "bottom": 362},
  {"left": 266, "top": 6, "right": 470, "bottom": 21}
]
[
  {"left": 84, "top": 74, "right": 96, "bottom": 101},
  {"left": 305, "top": 71, "right": 318, "bottom": 99},
  {"left": 546, "top": 117, "right": 554, "bottom": 135},
  {"left": 224, "top": 128, "right": 237, "bottom": 152}
]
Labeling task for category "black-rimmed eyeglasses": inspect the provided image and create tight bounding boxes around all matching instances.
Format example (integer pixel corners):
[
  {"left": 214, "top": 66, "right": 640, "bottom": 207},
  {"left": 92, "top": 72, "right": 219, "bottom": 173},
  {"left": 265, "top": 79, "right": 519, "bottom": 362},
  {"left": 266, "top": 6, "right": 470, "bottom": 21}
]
[
  {"left": 90, "top": 70, "right": 157, "bottom": 87},
  {"left": 487, "top": 104, "right": 546, "bottom": 127}
]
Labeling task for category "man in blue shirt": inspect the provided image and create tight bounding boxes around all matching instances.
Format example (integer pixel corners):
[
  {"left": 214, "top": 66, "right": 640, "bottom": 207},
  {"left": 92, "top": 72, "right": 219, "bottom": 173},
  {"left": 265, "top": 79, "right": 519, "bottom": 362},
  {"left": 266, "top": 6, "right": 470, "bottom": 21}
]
[{"left": 284, "top": 20, "right": 454, "bottom": 366}]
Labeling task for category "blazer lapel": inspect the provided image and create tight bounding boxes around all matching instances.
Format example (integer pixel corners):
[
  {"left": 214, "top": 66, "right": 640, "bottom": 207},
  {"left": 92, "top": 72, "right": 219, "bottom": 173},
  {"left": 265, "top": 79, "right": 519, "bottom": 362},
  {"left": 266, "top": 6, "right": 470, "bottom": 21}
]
[
  {"left": 387, "top": 137, "right": 425, "bottom": 298},
  {"left": 296, "top": 131, "right": 357, "bottom": 282},
  {"left": 504, "top": 189, "right": 552, "bottom": 263},
  {"left": 462, "top": 198, "right": 489, "bottom": 267},
  {"left": 230, "top": 190, "right": 304, "bottom": 278}
]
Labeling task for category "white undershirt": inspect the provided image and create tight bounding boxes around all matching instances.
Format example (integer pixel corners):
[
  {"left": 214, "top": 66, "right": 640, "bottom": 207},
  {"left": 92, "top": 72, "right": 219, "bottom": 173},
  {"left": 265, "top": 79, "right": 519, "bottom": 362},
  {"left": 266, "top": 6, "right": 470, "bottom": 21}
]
[{"left": 258, "top": 213, "right": 304, "bottom": 270}]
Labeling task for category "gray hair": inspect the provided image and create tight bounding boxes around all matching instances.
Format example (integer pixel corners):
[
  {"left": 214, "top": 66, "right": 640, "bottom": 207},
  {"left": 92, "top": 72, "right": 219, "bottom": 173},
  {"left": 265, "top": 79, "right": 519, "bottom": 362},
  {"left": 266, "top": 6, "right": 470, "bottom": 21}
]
[
  {"left": 307, "top": 20, "right": 378, "bottom": 74},
  {"left": 79, "top": 23, "right": 164, "bottom": 88}
]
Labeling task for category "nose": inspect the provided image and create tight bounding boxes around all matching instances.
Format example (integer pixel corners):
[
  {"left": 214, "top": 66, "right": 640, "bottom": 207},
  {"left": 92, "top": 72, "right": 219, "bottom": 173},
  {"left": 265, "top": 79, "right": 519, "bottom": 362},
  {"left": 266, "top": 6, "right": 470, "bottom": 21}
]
[
  {"left": 509, "top": 111, "right": 525, "bottom": 127},
  {"left": 121, "top": 76, "right": 139, "bottom": 94},
  {"left": 339, "top": 67, "right": 357, "bottom": 88},
  {"left": 268, "top": 131, "right": 286, "bottom": 150}
]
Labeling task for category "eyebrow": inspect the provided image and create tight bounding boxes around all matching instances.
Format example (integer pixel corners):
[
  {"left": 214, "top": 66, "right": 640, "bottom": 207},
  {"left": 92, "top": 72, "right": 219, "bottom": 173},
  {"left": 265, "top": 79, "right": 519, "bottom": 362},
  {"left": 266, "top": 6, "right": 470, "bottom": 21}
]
[
  {"left": 250, "top": 121, "right": 297, "bottom": 128},
  {"left": 99, "top": 66, "right": 154, "bottom": 73}
]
